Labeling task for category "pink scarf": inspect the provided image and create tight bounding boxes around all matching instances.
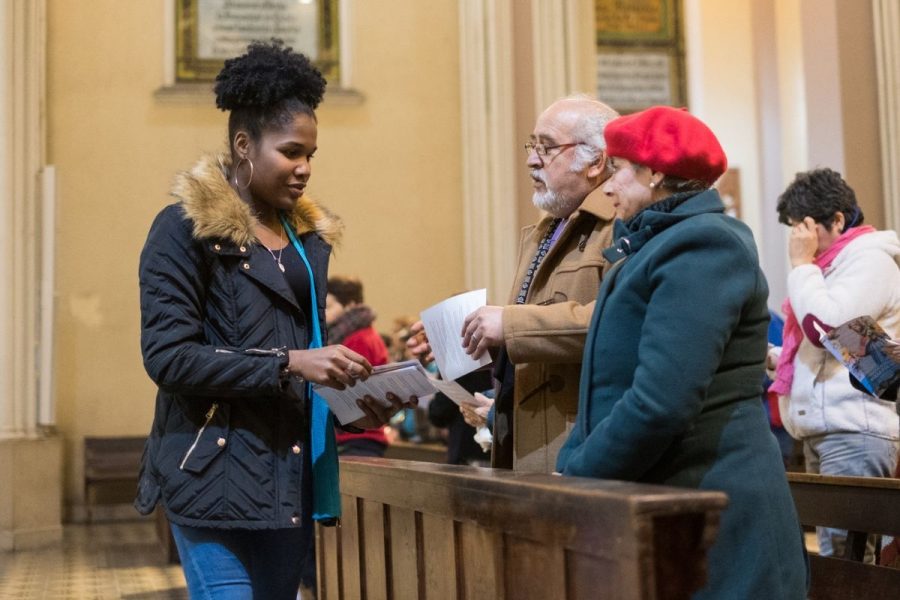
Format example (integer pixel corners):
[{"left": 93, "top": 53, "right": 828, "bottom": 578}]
[{"left": 767, "top": 225, "right": 876, "bottom": 426}]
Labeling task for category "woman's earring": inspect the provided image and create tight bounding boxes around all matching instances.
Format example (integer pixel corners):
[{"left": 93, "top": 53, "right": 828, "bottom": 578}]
[
  {"left": 649, "top": 181, "right": 656, "bottom": 188},
  {"left": 234, "top": 156, "right": 254, "bottom": 189}
]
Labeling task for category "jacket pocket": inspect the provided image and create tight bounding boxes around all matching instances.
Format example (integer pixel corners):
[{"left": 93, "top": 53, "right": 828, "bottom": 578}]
[
  {"left": 179, "top": 402, "right": 231, "bottom": 474},
  {"left": 553, "top": 256, "right": 606, "bottom": 274},
  {"left": 548, "top": 258, "right": 605, "bottom": 304}
]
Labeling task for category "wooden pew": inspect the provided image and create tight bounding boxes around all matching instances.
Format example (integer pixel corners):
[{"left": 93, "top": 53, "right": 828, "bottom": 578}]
[
  {"left": 82, "top": 436, "right": 145, "bottom": 522},
  {"left": 317, "top": 458, "right": 727, "bottom": 600},
  {"left": 787, "top": 472, "right": 900, "bottom": 598}
]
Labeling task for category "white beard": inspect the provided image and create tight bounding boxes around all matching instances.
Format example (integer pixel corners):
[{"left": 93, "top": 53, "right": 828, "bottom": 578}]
[{"left": 531, "top": 171, "right": 582, "bottom": 217}]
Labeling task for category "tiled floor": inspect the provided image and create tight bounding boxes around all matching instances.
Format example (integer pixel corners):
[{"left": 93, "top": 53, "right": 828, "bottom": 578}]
[{"left": 0, "top": 521, "right": 187, "bottom": 600}]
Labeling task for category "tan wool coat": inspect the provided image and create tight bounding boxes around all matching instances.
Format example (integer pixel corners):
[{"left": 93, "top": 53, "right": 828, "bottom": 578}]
[{"left": 500, "top": 187, "right": 615, "bottom": 472}]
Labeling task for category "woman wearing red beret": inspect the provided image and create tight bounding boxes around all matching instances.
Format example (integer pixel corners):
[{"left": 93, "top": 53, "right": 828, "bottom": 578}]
[{"left": 556, "top": 106, "right": 809, "bottom": 598}]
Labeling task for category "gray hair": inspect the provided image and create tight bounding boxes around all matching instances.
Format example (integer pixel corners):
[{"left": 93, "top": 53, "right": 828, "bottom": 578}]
[{"left": 560, "top": 94, "right": 619, "bottom": 172}]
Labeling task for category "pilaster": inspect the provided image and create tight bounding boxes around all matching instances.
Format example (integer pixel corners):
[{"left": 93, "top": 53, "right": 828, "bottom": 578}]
[
  {"left": 458, "top": 0, "right": 518, "bottom": 301},
  {"left": 873, "top": 0, "right": 900, "bottom": 231}
]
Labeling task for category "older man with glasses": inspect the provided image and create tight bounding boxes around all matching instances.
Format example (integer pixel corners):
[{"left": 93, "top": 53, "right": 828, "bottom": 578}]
[{"left": 458, "top": 95, "right": 620, "bottom": 472}]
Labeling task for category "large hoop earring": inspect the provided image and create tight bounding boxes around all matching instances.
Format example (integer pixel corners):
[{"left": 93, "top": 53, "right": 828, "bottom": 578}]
[{"left": 233, "top": 157, "right": 254, "bottom": 189}]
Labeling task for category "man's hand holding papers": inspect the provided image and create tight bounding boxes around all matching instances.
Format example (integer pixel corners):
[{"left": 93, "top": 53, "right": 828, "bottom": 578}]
[{"left": 419, "top": 289, "right": 493, "bottom": 381}]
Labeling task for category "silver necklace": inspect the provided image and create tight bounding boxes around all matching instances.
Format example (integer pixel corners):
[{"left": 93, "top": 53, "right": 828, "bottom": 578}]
[{"left": 262, "top": 224, "right": 286, "bottom": 272}]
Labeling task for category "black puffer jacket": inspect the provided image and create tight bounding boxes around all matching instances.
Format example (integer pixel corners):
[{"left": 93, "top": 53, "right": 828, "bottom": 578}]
[{"left": 135, "top": 153, "right": 343, "bottom": 530}]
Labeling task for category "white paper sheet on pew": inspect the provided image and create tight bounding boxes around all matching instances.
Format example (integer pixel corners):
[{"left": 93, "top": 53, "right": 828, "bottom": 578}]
[
  {"left": 420, "top": 289, "right": 492, "bottom": 381},
  {"left": 431, "top": 378, "right": 481, "bottom": 407},
  {"left": 312, "top": 360, "right": 437, "bottom": 425}
]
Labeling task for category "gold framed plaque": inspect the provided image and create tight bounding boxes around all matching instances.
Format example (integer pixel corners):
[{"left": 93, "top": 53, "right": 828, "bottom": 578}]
[
  {"left": 595, "top": 0, "right": 686, "bottom": 113},
  {"left": 596, "top": 0, "right": 678, "bottom": 42},
  {"left": 175, "top": 0, "right": 340, "bottom": 83}
]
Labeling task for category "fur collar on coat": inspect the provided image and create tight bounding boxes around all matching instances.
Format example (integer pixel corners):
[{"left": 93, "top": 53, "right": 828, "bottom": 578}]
[{"left": 171, "top": 152, "right": 343, "bottom": 248}]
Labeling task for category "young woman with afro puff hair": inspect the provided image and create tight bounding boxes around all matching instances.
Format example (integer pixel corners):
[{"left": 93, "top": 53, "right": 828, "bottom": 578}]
[{"left": 135, "top": 40, "right": 412, "bottom": 598}]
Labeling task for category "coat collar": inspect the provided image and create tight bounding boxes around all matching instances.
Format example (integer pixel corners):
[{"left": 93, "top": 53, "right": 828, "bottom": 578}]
[
  {"left": 574, "top": 185, "right": 616, "bottom": 222},
  {"left": 602, "top": 188, "right": 724, "bottom": 262},
  {"left": 171, "top": 152, "right": 343, "bottom": 248},
  {"left": 532, "top": 184, "right": 615, "bottom": 233}
]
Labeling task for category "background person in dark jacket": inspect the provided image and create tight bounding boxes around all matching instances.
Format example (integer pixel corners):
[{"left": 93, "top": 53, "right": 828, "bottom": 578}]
[
  {"left": 136, "top": 41, "right": 407, "bottom": 599},
  {"left": 556, "top": 106, "right": 808, "bottom": 599},
  {"left": 427, "top": 368, "right": 493, "bottom": 466}
]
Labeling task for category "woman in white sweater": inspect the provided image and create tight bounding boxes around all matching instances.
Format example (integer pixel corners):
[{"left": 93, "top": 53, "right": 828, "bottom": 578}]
[{"left": 770, "top": 167, "right": 900, "bottom": 560}]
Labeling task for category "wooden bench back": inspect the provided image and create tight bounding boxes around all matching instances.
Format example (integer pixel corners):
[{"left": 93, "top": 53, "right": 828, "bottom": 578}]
[
  {"left": 787, "top": 472, "right": 900, "bottom": 599},
  {"left": 83, "top": 436, "right": 145, "bottom": 483},
  {"left": 317, "top": 458, "right": 727, "bottom": 600}
]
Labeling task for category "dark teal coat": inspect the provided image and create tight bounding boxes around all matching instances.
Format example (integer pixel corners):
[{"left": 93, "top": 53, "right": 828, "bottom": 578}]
[{"left": 557, "top": 190, "right": 808, "bottom": 599}]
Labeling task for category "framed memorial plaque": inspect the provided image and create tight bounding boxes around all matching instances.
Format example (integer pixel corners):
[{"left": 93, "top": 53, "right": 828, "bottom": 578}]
[
  {"left": 175, "top": 0, "right": 340, "bottom": 83},
  {"left": 595, "top": 0, "right": 686, "bottom": 113}
]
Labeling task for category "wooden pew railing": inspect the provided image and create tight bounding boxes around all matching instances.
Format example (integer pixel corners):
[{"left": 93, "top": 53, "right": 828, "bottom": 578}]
[
  {"left": 317, "top": 458, "right": 727, "bottom": 600},
  {"left": 787, "top": 472, "right": 900, "bottom": 599}
]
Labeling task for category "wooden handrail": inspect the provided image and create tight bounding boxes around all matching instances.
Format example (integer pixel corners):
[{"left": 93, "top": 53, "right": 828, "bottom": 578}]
[
  {"left": 787, "top": 472, "right": 900, "bottom": 536},
  {"left": 317, "top": 458, "right": 727, "bottom": 600},
  {"left": 786, "top": 472, "right": 900, "bottom": 599}
]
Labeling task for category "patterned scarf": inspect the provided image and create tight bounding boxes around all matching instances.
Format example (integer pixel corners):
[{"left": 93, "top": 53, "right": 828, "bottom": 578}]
[{"left": 516, "top": 218, "right": 563, "bottom": 304}]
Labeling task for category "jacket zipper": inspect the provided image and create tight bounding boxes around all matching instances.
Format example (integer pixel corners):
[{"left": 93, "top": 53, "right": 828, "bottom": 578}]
[
  {"left": 214, "top": 347, "right": 286, "bottom": 357},
  {"left": 179, "top": 403, "right": 219, "bottom": 470}
]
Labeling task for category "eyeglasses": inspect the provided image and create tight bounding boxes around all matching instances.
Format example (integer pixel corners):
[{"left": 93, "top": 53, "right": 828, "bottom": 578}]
[{"left": 524, "top": 141, "right": 581, "bottom": 163}]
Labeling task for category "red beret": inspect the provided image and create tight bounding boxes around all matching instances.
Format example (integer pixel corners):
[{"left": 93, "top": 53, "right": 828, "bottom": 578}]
[{"left": 604, "top": 106, "right": 727, "bottom": 185}]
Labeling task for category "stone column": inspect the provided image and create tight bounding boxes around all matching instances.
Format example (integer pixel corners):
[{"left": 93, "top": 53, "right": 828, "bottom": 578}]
[
  {"left": 0, "top": 0, "right": 62, "bottom": 551},
  {"left": 458, "top": 0, "right": 518, "bottom": 301},
  {"left": 873, "top": 0, "right": 900, "bottom": 231}
]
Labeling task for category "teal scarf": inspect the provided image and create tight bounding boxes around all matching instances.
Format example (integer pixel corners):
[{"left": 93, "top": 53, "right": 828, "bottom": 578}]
[{"left": 279, "top": 212, "right": 341, "bottom": 522}]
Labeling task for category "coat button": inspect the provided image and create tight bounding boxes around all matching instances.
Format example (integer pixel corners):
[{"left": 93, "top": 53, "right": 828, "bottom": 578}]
[
  {"left": 213, "top": 243, "right": 221, "bottom": 251},
  {"left": 242, "top": 263, "right": 250, "bottom": 270},
  {"left": 239, "top": 245, "right": 246, "bottom": 252},
  {"left": 291, "top": 515, "right": 300, "bottom": 525},
  {"left": 217, "top": 437, "right": 226, "bottom": 447},
  {"left": 292, "top": 444, "right": 301, "bottom": 455}
]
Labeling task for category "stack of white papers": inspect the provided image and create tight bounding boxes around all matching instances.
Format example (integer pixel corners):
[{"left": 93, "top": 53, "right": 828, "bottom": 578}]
[{"left": 313, "top": 360, "right": 436, "bottom": 425}]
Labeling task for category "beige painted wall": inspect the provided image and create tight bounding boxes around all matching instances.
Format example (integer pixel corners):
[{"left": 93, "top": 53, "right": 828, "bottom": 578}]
[
  {"left": 47, "top": 0, "right": 462, "bottom": 508},
  {"left": 318, "top": 2, "right": 464, "bottom": 316}
]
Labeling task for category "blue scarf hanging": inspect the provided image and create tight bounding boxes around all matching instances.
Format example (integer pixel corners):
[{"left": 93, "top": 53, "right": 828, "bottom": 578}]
[{"left": 279, "top": 212, "right": 341, "bottom": 522}]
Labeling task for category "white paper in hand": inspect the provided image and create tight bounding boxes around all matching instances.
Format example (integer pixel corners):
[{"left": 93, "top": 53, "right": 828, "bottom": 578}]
[
  {"left": 431, "top": 378, "right": 480, "bottom": 406},
  {"left": 313, "top": 360, "right": 436, "bottom": 425},
  {"left": 420, "top": 289, "right": 492, "bottom": 381}
]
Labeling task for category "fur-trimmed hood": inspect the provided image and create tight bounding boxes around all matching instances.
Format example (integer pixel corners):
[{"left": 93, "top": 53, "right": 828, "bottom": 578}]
[{"left": 171, "top": 152, "right": 343, "bottom": 248}]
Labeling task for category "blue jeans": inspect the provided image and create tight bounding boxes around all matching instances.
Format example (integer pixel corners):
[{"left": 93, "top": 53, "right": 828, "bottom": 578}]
[
  {"left": 170, "top": 522, "right": 310, "bottom": 599},
  {"left": 803, "top": 432, "right": 899, "bottom": 561}
]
